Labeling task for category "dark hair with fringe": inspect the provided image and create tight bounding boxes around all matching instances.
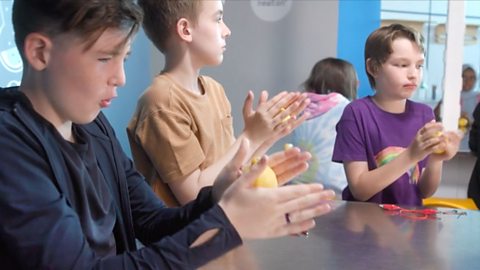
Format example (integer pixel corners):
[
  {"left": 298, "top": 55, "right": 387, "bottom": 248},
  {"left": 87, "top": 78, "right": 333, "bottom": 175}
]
[{"left": 13, "top": 0, "right": 143, "bottom": 60}]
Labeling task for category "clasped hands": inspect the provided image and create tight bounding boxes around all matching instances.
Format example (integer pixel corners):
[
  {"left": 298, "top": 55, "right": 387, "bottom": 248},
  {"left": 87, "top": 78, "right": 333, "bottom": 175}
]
[{"left": 409, "top": 120, "right": 463, "bottom": 162}]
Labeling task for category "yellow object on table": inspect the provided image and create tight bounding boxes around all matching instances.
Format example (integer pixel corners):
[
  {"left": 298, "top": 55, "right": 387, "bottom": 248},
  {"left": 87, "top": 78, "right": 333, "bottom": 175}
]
[{"left": 423, "top": 197, "right": 478, "bottom": 210}]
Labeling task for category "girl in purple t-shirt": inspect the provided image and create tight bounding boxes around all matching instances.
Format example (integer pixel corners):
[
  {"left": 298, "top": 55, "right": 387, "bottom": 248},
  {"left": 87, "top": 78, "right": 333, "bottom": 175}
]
[{"left": 333, "top": 24, "right": 462, "bottom": 206}]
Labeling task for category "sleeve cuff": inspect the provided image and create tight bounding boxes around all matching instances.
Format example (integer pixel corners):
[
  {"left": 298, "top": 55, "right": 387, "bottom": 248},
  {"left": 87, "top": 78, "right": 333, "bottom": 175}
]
[{"left": 152, "top": 204, "right": 242, "bottom": 268}]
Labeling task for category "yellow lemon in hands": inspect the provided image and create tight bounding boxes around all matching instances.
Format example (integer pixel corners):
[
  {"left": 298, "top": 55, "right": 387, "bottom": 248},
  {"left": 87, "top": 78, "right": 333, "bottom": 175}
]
[
  {"left": 253, "top": 166, "right": 278, "bottom": 188},
  {"left": 433, "top": 131, "right": 445, "bottom": 154},
  {"left": 246, "top": 158, "right": 278, "bottom": 188}
]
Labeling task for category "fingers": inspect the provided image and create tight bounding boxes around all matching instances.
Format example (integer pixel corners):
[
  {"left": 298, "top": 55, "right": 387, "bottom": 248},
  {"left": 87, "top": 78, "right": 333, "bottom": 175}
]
[
  {"left": 269, "top": 147, "right": 312, "bottom": 185},
  {"left": 283, "top": 203, "right": 332, "bottom": 232},
  {"left": 280, "top": 195, "right": 334, "bottom": 236},
  {"left": 271, "top": 96, "right": 310, "bottom": 133},
  {"left": 445, "top": 129, "right": 464, "bottom": 143},
  {"left": 272, "top": 183, "right": 334, "bottom": 204},
  {"left": 281, "top": 187, "right": 335, "bottom": 212},
  {"left": 271, "top": 93, "right": 309, "bottom": 122},
  {"left": 287, "top": 93, "right": 310, "bottom": 118},
  {"left": 275, "top": 161, "right": 309, "bottom": 185},
  {"left": 237, "top": 154, "right": 269, "bottom": 188},
  {"left": 415, "top": 121, "right": 445, "bottom": 152},
  {"left": 212, "top": 138, "right": 252, "bottom": 201},
  {"left": 268, "top": 146, "right": 303, "bottom": 167},
  {"left": 284, "top": 219, "right": 317, "bottom": 236},
  {"left": 258, "top": 90, "right": 268, "bottom": 106},
  {"left": 264, "top": 146, "right": 311, "bottom": 184},
  {"left": 265, "top": 91, "right": 289, "bottom": 114},
  {"left": 418, "top": 120, "right": 442, "bottom": 137}
]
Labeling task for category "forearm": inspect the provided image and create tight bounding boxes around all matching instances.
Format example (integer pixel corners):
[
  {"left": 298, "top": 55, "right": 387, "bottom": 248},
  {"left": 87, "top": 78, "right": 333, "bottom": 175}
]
[
  {"left": 128, "top": 205, "right": 242, "bottom": 270},
  {"left": 3, "top": 204, "right": 240, "bottom": 269},
  {"left": 131, "top": 183, "right": 216, "bottom": 241},
  {"left": 173, "top": 121, "right": 289, "bottom": 205},
  {"left": 418, "top": 159, "right": 443, "bottom": 198},
  {"left": 347, "top": 151, "right": 419, "bottom": 201},
  {"left": 172, "top": 136, "right": 254, "bottom": 205}
]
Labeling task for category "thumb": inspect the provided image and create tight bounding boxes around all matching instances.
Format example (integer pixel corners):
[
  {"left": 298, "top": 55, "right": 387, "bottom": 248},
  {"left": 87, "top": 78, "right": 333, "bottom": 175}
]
[
  {"left": 242, "top": 90, "right": 254, "bottom": 118},
  {"left": 229, "top": 138, "right": 250, "bottom": 172}
]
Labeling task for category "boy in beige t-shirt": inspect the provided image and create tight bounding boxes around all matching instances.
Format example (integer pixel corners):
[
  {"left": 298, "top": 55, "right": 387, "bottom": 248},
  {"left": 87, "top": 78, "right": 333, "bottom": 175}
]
[{"left": 128, "top": 0, "right": 309, "bottom": 206}]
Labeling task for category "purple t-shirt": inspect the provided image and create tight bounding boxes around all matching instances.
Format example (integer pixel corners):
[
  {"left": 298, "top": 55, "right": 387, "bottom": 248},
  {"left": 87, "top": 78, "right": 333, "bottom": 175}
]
[{"left": 332, "top": 96, "right": 434, "bottom": 206}]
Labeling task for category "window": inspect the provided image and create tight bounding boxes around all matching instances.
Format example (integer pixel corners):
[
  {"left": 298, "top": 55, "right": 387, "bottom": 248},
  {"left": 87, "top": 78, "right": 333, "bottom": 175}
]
[{"left": 381, "top": 0, "right": 480, "bottom": 108}]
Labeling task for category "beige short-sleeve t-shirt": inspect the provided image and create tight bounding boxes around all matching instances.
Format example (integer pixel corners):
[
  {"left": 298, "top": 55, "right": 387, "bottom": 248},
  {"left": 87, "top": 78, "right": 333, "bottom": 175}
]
[{"left": 127, "top": 75, "right": 234, "bottom": 206}]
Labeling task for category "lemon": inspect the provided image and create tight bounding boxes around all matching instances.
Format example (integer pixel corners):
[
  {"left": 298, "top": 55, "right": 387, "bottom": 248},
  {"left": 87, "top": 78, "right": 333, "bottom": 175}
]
[
  {"left": 433, "top": 131, "right": 445, "bottom": 154},
  {"left": 245, "top": 158, "right": 278, "bottom": 188},
  {"left": 458, "top": 117, "right": 468, "bottom": 128},
  {"left": 253, "top": 166, "right": 278, "bottom": 188}
]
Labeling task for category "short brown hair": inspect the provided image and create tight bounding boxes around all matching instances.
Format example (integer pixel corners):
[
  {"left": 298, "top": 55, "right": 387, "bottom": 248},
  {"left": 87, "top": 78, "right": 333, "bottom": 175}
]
[
  {"left": 302, "top": 57, "right": 358, "bottom": 100},
  {"left": 138, "top": 0, "right": 201, "bottom": 53},
  {"left": 13, "top": 0, "right": 143, "bottom": 60},
  {"left": 365, "top": 23, "right": 425, "bottom": 88}
]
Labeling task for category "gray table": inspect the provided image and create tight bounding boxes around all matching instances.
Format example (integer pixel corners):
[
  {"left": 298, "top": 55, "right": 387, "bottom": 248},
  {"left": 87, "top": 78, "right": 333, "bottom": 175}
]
[{"left": 201, "top": 200, "right": 479, "bottom": 270}]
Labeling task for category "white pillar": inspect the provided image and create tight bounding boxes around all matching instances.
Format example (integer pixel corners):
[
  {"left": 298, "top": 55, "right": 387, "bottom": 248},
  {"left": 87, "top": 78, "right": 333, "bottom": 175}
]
[{"left": 441, "top": 0, "right": 465, "bottom": 131}]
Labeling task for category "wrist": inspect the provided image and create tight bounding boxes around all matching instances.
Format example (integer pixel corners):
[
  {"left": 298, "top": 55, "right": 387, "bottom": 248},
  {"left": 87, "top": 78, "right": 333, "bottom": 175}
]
[
  {"left": 238, "top": 132, "right": 261, "bottom": 154},
  {"left": 217, "top": 199, "right": 239, "bottom": 235},
  {"left": 404, "top": 147, "right": 422, "bottom": 164}
]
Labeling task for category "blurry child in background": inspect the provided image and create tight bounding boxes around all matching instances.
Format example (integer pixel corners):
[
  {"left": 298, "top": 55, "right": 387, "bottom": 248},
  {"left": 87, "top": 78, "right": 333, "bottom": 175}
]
[
  {"left": 333, "top": 24, "right": 461, "bottom": 206},
  {"left": 434, "top": 64, "right": 479, "bottom": 125},
  {"left": 291, "top": 57, "right": 358, "bottom": 195},
  {"left": 128, "top": 0, "right": 309, "bottom": 206}
]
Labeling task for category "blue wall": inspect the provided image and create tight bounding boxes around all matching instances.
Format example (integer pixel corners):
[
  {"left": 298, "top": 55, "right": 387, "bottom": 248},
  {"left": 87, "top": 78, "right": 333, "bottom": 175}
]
[{"left": 337, "top": 0, "right": 381, "bottom": 98}]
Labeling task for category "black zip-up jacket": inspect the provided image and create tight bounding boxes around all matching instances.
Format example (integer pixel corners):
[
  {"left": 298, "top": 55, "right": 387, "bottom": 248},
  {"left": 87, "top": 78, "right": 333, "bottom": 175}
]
[
  {"left": 0, "top": 87, "right": 241, "bottom": 269},
  {"left": 469, "top": 103, "right": 480, "bottom": 208}
]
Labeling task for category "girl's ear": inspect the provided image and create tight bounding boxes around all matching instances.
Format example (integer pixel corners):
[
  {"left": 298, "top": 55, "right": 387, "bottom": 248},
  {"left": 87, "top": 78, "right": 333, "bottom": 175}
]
[
  {"left": 23, "top": 33, "right": 52, "bottom": 71},
  {"left": 176, "top": 18, "right": 193, "bottom": 43}
]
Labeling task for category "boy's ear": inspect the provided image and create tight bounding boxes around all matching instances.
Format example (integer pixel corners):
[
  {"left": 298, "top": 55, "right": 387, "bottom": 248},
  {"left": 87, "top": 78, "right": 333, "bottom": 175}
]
[
  {"left": 366, "top": 58, "right": 377, "bottom": 77},
  {"left": 176, "top": 18, "right": 193, "bottom": 42},
  {"left": 24, "top": 33, "right": 52, "bottom": 71}
]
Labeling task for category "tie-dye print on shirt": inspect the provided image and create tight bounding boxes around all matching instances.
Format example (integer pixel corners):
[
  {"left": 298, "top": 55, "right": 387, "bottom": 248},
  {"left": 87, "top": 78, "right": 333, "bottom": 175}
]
[
  {"left": 291, "top": 93, "right": 350, "bottom": 194},
  {"left": 375, "top": 146, "right": 421, "bottom": 185}
]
